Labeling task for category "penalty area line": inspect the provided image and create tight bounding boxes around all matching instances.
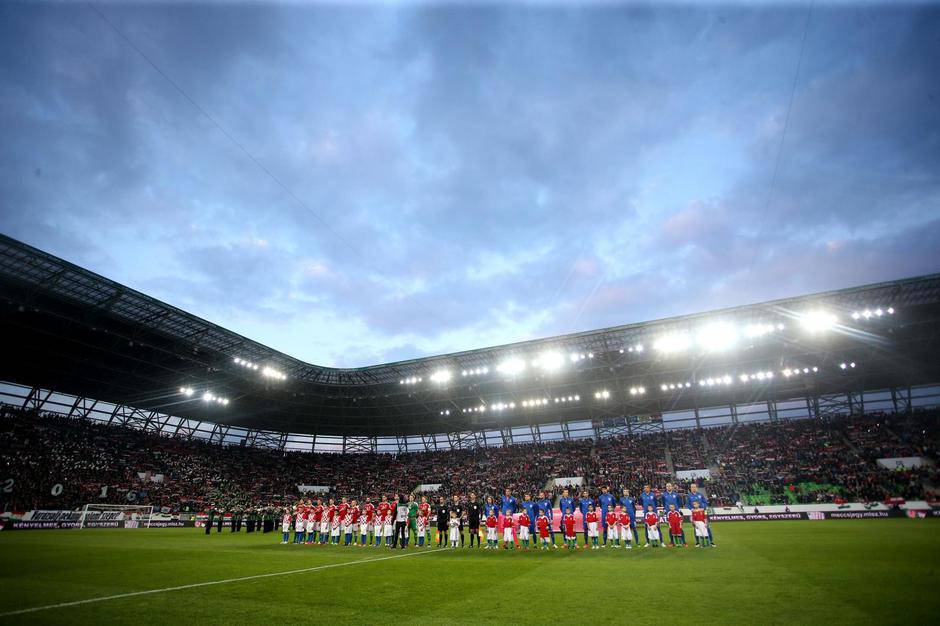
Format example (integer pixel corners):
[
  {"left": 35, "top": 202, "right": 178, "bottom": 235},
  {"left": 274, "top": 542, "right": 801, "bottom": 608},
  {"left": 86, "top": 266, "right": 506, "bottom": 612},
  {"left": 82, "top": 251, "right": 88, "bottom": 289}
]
[{"left": 0, "top": 547, "right": 444, "bottom": 617}]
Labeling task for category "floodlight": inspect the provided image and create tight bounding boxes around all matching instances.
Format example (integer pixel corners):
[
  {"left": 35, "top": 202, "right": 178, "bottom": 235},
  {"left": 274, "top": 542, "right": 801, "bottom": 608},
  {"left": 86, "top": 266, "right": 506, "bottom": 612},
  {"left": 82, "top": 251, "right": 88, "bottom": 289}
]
[
  {"left": 851, "top": 312, "right": 860, "bottom": 320},
  {"left": 498, "top": 357, "right": 526, "bottom": 376},
  {"left": 698, "top": 323, "right": 738, "bottom": 351},
  {"left": 430, "top": 369, "right": 452, "bottom": 384},
  {"left": 534, "top": 351, "right": 565, "bottom": 372},
  {"left": 863, "top": 310, "right": 872, "bottom": 319},
  {"left": 653, "top": 333, "right": 691, "bottom": 354},
  {"left": 739, "top": 374, "right": 749, "bottom": 383},
  {"left": 661, "top": 384, "right": 668, "bottom": 391},
  {"left": 800, "top": 311, "right": 837, "bottom": 332},
  {"left": 203, "top": 392, "right": 213, "bottom": 401},
  {"left": 887, "top": 307, "right": 894, "bottom": 314}
]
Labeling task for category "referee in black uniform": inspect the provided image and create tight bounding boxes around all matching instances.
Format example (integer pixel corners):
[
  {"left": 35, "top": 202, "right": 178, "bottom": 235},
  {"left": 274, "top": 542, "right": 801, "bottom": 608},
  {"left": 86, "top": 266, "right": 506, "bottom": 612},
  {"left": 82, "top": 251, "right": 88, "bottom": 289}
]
[
  {"left": 435, "top": 496, "right": 449, "bottom": 547},
  {"left": 466, "top": 492, "right": 482, "bottom": 548},
  {"left": 451, "top": 494, "right": 465, "bottom": 547}
]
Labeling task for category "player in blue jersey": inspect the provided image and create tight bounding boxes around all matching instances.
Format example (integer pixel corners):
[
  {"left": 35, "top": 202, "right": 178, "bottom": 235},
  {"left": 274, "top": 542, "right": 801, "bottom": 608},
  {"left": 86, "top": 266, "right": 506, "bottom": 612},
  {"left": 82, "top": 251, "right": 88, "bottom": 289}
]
[
  {"left": 501, "top": 488, "right": 519, "bottom": 547},
  {"left": 685, "top": 483, "right": 716, "bottom": 547},
  {"left": 639, "top": 485, "right": 658, "bottom": 546},
  {"left": 661, "top": 483, "right": 683, "bottom": 546},
  {"left": 558, "top": 488, "right": 575, "bottom": 528},
  {"left": 578, "top": 490, "right": 594, "bottom": 548},
  {"left": 597, "top": 486, "right": 617, "bottom": 545},
  {"left": 537, "top": 490, "right": 557, "bottom": 548},
  {"left": 501, "top": 488, "right": 518, "bottom": 516},
  {"left": 619, "top": 488, "right": 638, "bottom": 546},
  {"left": 521, "top": 493, "right": 539, "bottom": 542}
]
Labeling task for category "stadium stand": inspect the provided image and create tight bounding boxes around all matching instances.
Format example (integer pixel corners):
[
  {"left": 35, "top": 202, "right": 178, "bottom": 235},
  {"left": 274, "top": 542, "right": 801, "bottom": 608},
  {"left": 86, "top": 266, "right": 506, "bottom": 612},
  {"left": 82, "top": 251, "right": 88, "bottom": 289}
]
[{"left": 2, "top": 404, "right": 936, "bottom": 514}]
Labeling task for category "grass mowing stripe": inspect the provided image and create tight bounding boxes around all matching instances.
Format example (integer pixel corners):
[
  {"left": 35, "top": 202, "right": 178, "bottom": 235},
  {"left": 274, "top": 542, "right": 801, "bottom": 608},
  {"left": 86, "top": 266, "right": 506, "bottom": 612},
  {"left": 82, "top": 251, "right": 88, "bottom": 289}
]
[{"left": 0, "top": 547, "right": 444, "bottom": 617}]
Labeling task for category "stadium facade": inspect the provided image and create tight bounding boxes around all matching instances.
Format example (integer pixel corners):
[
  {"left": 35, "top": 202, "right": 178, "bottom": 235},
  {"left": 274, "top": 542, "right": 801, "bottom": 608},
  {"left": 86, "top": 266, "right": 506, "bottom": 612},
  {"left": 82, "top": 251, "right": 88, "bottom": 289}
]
[{"left": 1, "top": 234, "right": 938, "bottom": 453}]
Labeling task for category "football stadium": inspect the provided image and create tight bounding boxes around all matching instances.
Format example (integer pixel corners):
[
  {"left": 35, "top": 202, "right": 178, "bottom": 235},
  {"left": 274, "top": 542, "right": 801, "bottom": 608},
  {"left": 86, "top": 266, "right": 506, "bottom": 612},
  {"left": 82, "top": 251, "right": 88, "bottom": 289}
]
[{"left": 2, "top": 2, "right": 939, "bottom": 625}]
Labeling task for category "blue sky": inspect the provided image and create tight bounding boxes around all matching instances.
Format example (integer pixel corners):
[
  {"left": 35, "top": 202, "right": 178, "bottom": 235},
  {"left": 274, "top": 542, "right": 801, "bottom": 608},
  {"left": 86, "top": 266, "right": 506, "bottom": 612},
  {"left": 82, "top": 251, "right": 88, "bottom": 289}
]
[{"left": 1, "top": 2, "right": 938, "bottom": 367}]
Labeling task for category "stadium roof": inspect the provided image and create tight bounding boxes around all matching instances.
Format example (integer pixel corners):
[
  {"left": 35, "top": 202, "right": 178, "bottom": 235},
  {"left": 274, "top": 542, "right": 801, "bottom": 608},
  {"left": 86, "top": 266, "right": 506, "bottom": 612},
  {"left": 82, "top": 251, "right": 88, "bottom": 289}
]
[{"left": 1, "top": 233, "right": 939, "bottom": 440}]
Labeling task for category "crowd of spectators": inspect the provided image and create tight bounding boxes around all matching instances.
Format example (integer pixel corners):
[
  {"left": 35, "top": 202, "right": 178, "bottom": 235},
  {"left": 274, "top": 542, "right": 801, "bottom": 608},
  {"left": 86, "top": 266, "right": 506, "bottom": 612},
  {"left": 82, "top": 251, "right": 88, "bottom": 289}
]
[{"left": 1, "top": 404, "right": 936, "bottom": 514}]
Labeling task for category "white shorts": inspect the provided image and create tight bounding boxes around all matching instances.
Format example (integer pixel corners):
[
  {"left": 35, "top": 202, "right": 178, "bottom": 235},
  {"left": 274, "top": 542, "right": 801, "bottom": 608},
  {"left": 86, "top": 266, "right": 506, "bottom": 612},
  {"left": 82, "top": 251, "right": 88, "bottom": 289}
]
[
  {"left": 487, "top": 528, "right": 497, "bottom": 541},
  {"left": 282, "top": 523, "right": 290, "bottom": 533},
  {"left": 305, "top": 521, "right": 315, "bottom": 533},
  {"left": 341, "top": 524, "right": 351, "bottom": 535},
  {"left": 647, "top": 525, "right": 660, "bottom": 541},
  {"left": 331, "top": 525, "right": 340, "bottom": 537},
  {"left": 320, "top": 521, "right": 329, "bottom": 534},
  {"left": 503, "top": 527, "right": 514, "bottom": 543},
  {"left": 294, "top": 522, "right": 304, "bottom": 533},
  {"left": 609, "top": 526, "right": 620, "bottom": 540},
  {"left": 384, "top": 524, "right": 394, "bottom": 537},
  {"left": 518, "top": 526, "right": 530, "bottom": 541},
  {"left": 372, "top": 522, "right": 382, "bottom": 535},
  {"left": 449, "top": 527, "right": 460, "bottom": 542},
  {"left": 588, "top": 522, "right": 598, "bottom": 538},
  {"left": 694, "top": 520, "right": 708, "bottom": 537},
  {"left": 622, "top": 526, "right": 634, "bottom": 542}
]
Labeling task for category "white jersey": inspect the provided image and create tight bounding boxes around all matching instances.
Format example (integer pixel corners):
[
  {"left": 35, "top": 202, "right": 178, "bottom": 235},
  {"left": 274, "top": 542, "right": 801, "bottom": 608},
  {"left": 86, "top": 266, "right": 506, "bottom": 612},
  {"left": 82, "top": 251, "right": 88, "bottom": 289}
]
[{"left": 282, "top": 514, "right": 291, "bottom": 533}]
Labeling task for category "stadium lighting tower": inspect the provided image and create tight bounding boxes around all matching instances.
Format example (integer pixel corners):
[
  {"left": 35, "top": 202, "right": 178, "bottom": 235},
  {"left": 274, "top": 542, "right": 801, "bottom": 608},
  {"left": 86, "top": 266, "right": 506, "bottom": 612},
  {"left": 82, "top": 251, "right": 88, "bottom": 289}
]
[{"left": 799, "top": 311, "right": 838, "bottom": 333}]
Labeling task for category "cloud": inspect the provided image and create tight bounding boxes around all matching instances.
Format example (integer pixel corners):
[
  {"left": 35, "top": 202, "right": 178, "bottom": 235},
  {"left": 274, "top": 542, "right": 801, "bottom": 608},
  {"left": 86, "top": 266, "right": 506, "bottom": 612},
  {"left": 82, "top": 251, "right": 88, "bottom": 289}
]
[{"left": 0, "top": 3, "right": 938, "bottom": 367}]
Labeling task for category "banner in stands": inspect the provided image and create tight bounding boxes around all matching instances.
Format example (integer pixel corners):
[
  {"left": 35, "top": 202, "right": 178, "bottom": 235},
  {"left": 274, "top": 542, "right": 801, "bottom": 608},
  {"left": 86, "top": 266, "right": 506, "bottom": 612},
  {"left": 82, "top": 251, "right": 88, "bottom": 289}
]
[
  {"left": 415, "top": 484, "right": 443, "bottom": 493},
  {"left": 552, "top": 477, "right": 584, "bottom": 488},
  {"left": 675, "top": 469, "right": 711, "bottom": 481},
  {"left": 297, "top": 485, "right": 330, "bottom": 493},
  {"left": 1, "top": 509, "right": 186, "bottom": 530},
  {"left": 876, "top": 456, "right": 926, "bottom": 470}
]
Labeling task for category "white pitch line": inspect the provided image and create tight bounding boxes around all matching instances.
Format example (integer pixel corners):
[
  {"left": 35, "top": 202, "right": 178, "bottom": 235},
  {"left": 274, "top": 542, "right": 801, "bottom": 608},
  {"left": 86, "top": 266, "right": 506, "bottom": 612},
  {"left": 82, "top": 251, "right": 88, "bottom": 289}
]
[{"left": 0, "top": 548, "right": 443, "bottom": 617}]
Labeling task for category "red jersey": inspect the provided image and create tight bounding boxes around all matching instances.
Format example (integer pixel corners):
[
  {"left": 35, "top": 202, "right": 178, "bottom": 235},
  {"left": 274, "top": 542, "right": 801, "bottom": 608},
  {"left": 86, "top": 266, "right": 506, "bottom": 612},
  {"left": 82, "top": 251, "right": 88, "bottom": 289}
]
[
  {"left": 605, "top": 512, "right": 617, "bottom": 527},
  {"left": 363, "top": 503, "right": 375, "bottom": 524},
  {"left": 518, "top": 512, "right": 530, "bottom": 528},
  {"left": 563, "top": 514, "right": 576, "bottom": 534},
  {"left": 645, "top": 512, "right": 659, "bottom": 526},
  {"left": 691, "top": 509, "right": 707, "bottom": 523},
  {"left": 617, "top": 511, "right": 631, "bottom": 526},
  {"left": 327, "top": 505, "right": 336, "bottom": 522},
  {"left": 667, "top": 510, "right": 683, "bottom": 533},
  {"left": 419, "top": 502, "right": 430, "bottom": 519},
  {"left": 378, "top": 502, "right": 390, "bottom": 519},
  {"left": 586, "top": 511, "right": 598, "bottom": 524},
  {"left": 486, "top": 515, "right": 498, "bottom": 528},
  {"left": 313, "top": 505, "right": 323, "bottom": 522},
  {"left": 350, "top": 506, "right": 360, "bottom": 523},
  {"left": 536, "top": 516, "right": 550, "bottom": 538},
  {"left": 338, "top": 503, "right": 348, "bottom": 519}
]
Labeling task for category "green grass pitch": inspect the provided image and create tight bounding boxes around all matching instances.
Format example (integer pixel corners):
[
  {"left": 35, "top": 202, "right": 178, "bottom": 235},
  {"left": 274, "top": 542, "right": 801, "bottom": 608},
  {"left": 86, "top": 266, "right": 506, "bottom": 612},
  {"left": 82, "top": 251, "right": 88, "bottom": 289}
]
[{"left": 1, "top": 520, "right": 937, "bottom": 624}]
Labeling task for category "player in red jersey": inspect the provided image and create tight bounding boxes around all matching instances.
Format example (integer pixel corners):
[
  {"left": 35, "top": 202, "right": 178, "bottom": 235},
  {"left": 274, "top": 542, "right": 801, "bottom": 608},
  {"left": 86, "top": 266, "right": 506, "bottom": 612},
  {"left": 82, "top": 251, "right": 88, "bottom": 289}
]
[
  {"left": 344, "top": 500, "right": 359, "bottom": 546},
  {"left": 691, "top": 501, "right": 711, "bottom": 547},
  {"left": 606, "top": 507, "right": 620, "bottom": 548},
  {"left": 485, "top": 511, "right": 498, "bottom": 549},
  {"left": 360, "top": 499, "right": 375, "bottom": 546},
  {"left": 666, "top": 504, "right": 686, "bottom": 547},
  {"left": 617, "top": 508, "right": 634, "bottom": 549},
  {"left": 562, "top": 507, "right": 577, "bottom": 549},
  {"left": 323, "top": 499, "right": 336, "bottom": 545},
  {"left": 418, "top": 496, "right": 431, "bottom": 547},
  {"left": 376, "top": 496, "right": 390, "bottom": 547},
  {"left": 517, "top": 510, "right": 531, "bottom": 550},
  {"left": 644, "top": 505, "right": 662, "bottom": 547},
  {"left": 536, "top": 511, "right": 551, "bottom": 549}
]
